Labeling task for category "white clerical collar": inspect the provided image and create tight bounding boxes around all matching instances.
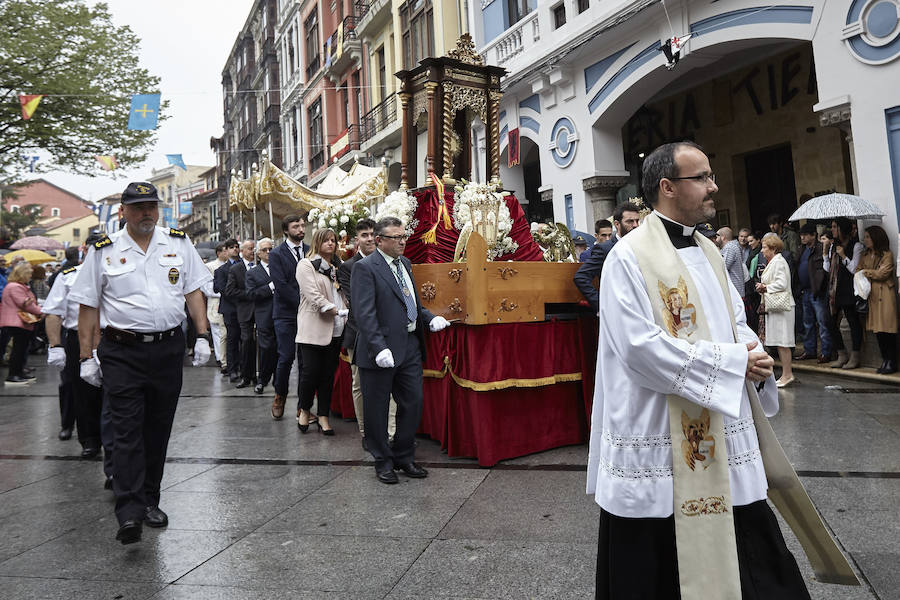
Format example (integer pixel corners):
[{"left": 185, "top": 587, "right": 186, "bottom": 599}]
[{"left": 654, "top": 210, "right": 696, "bottom": 236}]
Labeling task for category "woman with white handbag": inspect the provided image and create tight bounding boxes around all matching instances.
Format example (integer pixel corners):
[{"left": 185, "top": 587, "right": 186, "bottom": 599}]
[{"left": 755, "top": 235, "right": 796, "bottom": 387}]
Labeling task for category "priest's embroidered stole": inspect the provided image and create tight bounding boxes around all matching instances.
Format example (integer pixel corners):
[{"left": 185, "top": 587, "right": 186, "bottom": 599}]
[
  {"left": 627, "top": 212, "right": 741, "bottom": 599},
  {"left": 625, "top": 212, "right": 858, "bottom": 590}
]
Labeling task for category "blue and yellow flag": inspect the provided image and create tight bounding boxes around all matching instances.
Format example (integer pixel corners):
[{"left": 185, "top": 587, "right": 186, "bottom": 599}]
[{"left": 128, "top": 94, "right": 160, "bottom": 130}]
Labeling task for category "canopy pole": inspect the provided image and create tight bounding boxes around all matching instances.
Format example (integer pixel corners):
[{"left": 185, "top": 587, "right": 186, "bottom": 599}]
[
  {"left": 268, "top": 202, "right": 275, "bottom": 240},
  {"left": 239, "top": 211, "right": 244, "bottom": 240},
  {"left": 253, "top": 209, "right": 258, "bottom": 241}
]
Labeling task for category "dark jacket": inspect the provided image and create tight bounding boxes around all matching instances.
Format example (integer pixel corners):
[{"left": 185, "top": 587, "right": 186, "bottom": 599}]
[
  {"left": 245, "top": 262, "right": 274, "bottom": 331},
  {"left": 573, "top": 237, "right": 617, "bottom": 312},
  {"left": 213, "top": 260, "right": 237, "bottom": 317},
  {"left": 225, "top": 260, "right": 255, "bottom": 324},
  {"left": 350, "top": 251, "right": 435, "bottom": 369},
  {"left": 801, "top": 242, "right": 827, "bottom": 298},
  {"left": 268, "top": 240, "right": 308, "bottom": 321},
  {"left": 337, "top": 251, "right": 365, "bottom": 349}
]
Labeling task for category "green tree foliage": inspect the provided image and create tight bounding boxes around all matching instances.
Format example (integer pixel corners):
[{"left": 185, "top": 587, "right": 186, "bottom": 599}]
[
  {"left": 0, "top": 204, "right": 43, "bottom": 240},
  {"left": 0, "top": 0, "right": 167, "bottom": 179}
]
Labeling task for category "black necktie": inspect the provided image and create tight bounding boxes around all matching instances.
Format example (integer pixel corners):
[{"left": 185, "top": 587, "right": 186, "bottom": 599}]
[{"left": 294, "top": 246, "right": 301, "bottom": 261}]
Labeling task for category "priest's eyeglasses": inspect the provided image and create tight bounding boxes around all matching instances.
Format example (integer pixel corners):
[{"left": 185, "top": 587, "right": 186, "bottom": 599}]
[{"left": 668, "top": 173, "right": 716, "bottom": 184}]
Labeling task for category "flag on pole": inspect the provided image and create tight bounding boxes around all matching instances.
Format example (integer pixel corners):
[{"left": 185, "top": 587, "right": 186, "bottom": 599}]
[
  {"left": 166, "top": 154, "right": 186, "bottom": 170},
  {"left": 179, "top": 201, "right": 192, "bottom": 216},
  {"left": 95, "top": 155, "right": 118, "bottom": 171},
  {"left": 19, "top": 95, "right": 44, "bottom": 120},
  {"left": 128, "top": 94, "right": 161, "bottom": 130}
]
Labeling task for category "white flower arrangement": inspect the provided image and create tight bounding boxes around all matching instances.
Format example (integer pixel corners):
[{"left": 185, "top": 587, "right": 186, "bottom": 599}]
[
  {"left": 374, "top": 189, "right": 419, "bottom": 235},
  {"left": 453, "top": 180, "right": 518, "bottom": 260},
  {"left": 308, "top": 195, "right": 370, "bottom": 239}
]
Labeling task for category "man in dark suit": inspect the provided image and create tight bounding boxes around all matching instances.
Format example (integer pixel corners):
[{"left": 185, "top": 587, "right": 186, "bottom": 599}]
[
  {"left": 225, "top": 239, "right": 256, "bottom": 388},
  {"left": 350, "top": 217, "right": 450, "bottom": 484},
  {"left": 337, "top": 217, "right": 396, "bottom": 451},
  {"left": 268, "top": 214, "right": 308, "bottom": 419},
  {"left": 213, "top": 239, "right": 240, "bottom": 381},
  {"left": 246, "top": 238, "right": 276, "bottom": 394},
  {"left": 795, "top": 223, "right": 833, "bottom": 362},
  {"left": 573, "top": 201, "right": 642, "bottom": 312}
]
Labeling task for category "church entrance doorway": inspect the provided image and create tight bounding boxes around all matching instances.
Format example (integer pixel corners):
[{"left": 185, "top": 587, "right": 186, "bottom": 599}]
[{"left": 743, "top": 144, "right": 798, "bottom": 233}]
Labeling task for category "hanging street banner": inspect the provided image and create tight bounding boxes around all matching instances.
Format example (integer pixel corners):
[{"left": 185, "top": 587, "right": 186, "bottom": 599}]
[
  {"left": 166, "top": 154, "right": 187, "bottom": 170},
  {"left": 95, "top": 155, "right": 118, "bottom": 171},
  {"left": 19, "top": 95, "right": 44, "bottom": 120},
  {"left": 161, "top": 206, "right": 176, "bottom": 228},
  {"left": 128, "top": 94, "right": 161, "bottom": 130},
  {"left": 179, "top": 201, "right": 192, "bottom": 216}
]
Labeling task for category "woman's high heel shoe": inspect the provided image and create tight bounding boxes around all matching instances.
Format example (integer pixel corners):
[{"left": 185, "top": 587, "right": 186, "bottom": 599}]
[
  {"left": 315, "top": 420, "right": 335, "bottom": 436},
  {"left": 297, "top": 412, "right": 317, "bottom": 433}
]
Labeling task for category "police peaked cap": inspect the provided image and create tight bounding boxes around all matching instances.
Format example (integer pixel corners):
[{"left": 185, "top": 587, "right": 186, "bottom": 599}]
[
  {"left": 121, "top": 182, "right": 160, "bottom": 204},
  {"left": 696, "top": 222, "right": 718, "bottom": 238}
]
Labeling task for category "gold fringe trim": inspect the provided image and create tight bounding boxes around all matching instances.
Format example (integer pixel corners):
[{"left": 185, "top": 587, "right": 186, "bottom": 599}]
[{"left": 421, "top": 356, "right": 582, "bottom": 391}]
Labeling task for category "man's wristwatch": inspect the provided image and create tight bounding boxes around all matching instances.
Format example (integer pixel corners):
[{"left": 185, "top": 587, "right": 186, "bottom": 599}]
[{"left": 80, "top": 356, "right": 93, "bottom": 363}]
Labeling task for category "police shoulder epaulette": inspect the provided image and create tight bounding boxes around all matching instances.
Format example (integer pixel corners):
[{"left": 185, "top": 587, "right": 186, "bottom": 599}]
[
  {"left": 94, "top": 235, "right": 112, "bottom": 249},
  {"left": 168, "top": 228, "right": 185, "bottom": 237},
  {"left": 61, "top": 266, "right": 77, "bottom": 274}
]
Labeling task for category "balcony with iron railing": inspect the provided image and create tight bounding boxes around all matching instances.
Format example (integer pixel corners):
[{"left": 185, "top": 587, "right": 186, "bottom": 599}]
[
  {"left": 354, "top": 0, "right": 390, "bottom": 37},
  {"left": 480, "top": 9, "right": 541, "bottom": 68},
  {"left": 360, "top": 92, "right": 397, "bottom": 143},
  {"left": 323, "top": 16, "right": 362, "bottom": 78},
  {"left": 329, "top": 124, "right": 361, "bottom": 162}
]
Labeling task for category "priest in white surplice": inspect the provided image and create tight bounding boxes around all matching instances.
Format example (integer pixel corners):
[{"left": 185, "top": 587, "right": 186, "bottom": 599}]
[{"left": 587, "top": 142, "right": 811, "bottom": 599}]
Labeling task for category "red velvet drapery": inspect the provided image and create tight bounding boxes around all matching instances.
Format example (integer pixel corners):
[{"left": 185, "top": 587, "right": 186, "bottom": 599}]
[
  {"left": 402, "top": 187, "right": 544, "bottom": 264},
  {"left": 331, "top": 317, "right": 598, "bottom": 466}
]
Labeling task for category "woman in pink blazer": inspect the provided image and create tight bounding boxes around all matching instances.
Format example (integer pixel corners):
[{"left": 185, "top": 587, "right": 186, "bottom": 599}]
[
  {"left": 1, "top": 262, "right": 44, "bottom": 385},
  {"left": 295, "top": 228, "right": 347, "bottom": 434}
]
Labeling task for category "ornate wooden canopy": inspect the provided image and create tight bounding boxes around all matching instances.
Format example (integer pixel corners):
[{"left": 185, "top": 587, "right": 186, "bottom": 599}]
[{"left": 395, "top": 34, "right": 506, "bottom": 189}]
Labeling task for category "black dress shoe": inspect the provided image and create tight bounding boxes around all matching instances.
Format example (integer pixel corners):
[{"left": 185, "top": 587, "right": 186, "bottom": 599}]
[
  {"left": 144, "top": 506, "right": 168, "bottom": 528},
  {"left": 395, "top": 462, "right": 428, "bottom": 478},
  {"left": 376, "top": 468, "right": 399, "bottom": 484},
  {"left": 882, "top": 360, "right": 897, "bottom": 374},
  {"left": 235, "top": 378, "right": 252, "bottom": 388},
  {"left": 253, "top": 383, "right": 264, "bottom": 394},
  {"left": 104, "top": 475, "right": 113, "bottom": 490},
  {"left": 4, "top": 375, "right": 31, "bottom": 385},
  {"left": 220, "top": 366, "right": 229, "bottom": 375},
  {"left": 81, "top": 446, "right": 100, "bottom": 459},
  {"left": 116, "top": 520, "right": 142, "bottom": 544},
  {"left": 58, "top": 428, "right": 73, "bottom": 441}
]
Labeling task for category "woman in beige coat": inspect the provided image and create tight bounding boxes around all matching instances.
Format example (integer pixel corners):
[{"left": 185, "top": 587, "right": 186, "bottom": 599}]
[
  {"left": 295, "top": 228, "right": 347, "bottom": 434},
  {"left": 857, "top": 225, "right": 898, "bottom": 373}
]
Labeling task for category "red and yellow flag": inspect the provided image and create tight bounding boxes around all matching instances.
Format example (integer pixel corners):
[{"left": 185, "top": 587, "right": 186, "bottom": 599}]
[
  {"left": 19, "top": 95, "right": 44, "bottom": 120},
  {"left": 95, "top": 155, "right": 118, "bottom": 171}
]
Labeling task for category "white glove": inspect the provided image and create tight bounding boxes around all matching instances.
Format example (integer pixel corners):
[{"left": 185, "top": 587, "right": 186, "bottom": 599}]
[
  {"left": 429, "top": 316, "right": 451, "bottom": 332},
  {"left": 192, "top": 338, "right": 211, "bottom": 367},
  {"left": 80, "top": 350, "right": 102, "bottom": 387},
  {"left": 337, "top": 309, "right": 349, "bottom": 318},
  {"left": 47, "top": 346, "right": 66, "bottom": 370},
  {"left": 375, "top": 348, "right": 395, "bottom": 368}
]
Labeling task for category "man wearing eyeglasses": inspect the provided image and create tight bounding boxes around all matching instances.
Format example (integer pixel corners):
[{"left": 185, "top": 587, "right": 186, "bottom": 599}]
[
  {"left": 245, "top": 238, "right": 276, "bottom": 394},
  {"left": 350, "top": 217, "right": 450, "bottom": 484},
  {"left": 586, "top": 142, "right": 820, "bottom": 599}
]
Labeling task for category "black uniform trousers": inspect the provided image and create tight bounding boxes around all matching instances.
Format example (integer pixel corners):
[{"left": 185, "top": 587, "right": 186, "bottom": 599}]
[
  {"left": 57, "top": 331, "right": 76, "bottom": 431},
  {"left": 61, "top": 328, "right": 103, "bottom": 448},
  {"left": 359, "top": 332, "right": 423, "bottom": 471},
  {"left": 238, "top": 318, "right": 256, "bottom": 380},
  {"left": 595, "top": 500, "right": 810, "bottom": 600},
  {"left": 223, "top": 313, "right": 241, "bottom": 377},
  {"left": 98, "top": 329, "right": 184, "bottom": 524}
]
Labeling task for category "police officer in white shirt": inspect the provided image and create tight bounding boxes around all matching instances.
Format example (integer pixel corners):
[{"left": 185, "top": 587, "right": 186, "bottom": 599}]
[
  {"left": 69, "top": 182, "right": 212, "bottom": 545},
  {"left": 44, "top": 232, "right": 105, "bottom": 461}
]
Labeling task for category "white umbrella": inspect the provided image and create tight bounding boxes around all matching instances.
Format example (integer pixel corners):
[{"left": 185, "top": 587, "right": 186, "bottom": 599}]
[{"left": 788, "top": 193, "right": 884, "bottom": 222}]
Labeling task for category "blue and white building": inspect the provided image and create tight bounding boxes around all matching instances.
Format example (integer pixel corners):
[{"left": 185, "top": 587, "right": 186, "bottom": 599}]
[{"left": 470, "top": 0, "right": 900, "bottom": 242}]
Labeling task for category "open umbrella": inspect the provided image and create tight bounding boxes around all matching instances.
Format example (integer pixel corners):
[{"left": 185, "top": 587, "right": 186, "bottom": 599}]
[
  {"left": 4, "top": 249, "right": 56, "bottom": 265},
  {"left": 788, "top": 193, "right": 885, "bottom": 222},
  {"left": 9, "top": 235, "right": 65, "bottom": 252}
]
